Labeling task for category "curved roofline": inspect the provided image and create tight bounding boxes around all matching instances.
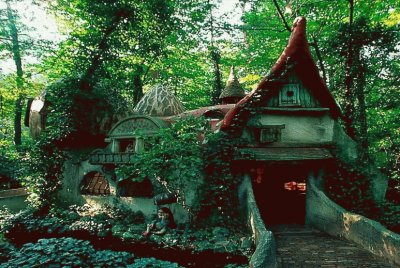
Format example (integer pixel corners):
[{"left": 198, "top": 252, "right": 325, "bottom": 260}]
[{"left": 108, "top": 114, "right": 168, "bottom": 136}]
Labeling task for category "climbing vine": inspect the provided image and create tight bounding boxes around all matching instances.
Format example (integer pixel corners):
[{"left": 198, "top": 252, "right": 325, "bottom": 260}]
[
  {"left": 324, "top": 160, "right": 400, "bottom": 233},
  {"left": 22, "top": 138, "right": 66, "bottom": 213},
  {"left": 21, "top": 76, "right": 124, "bottom": 213},
  {"left": 115, "top": 116, "right": 211, "bottom": 218},
  {"left": 197, "top": 131, "right": 244, "bottom": 227},
  {"left": 114, "top": 115, "right": 246, "bottom": 227}
]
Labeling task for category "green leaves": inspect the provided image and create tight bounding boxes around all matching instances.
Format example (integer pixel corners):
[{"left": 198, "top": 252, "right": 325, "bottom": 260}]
[
  {"left": 116, "top": 116, "right": 212, "bottom": 216},
  {"left": 2, "top": 237, "right": 136, "bottom": 267}
]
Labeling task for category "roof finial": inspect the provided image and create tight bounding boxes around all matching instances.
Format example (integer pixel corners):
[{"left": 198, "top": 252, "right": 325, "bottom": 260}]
[{"left": 219, "top": 66, "right": 245, "bottom": 103}]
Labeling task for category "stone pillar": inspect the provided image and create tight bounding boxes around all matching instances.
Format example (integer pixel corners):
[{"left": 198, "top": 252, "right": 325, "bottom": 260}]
[
  {"left": 135, "top": 138, "right": 144, "bottom": 153},
  {"left": 111, "top": 139, "right": 120, "bottom": 153}
]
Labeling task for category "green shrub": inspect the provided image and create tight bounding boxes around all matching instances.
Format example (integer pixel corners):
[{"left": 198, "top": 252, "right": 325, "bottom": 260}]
[
  {"left": 127, "top": 257, "right": 183, "bottom": 268},
  {"left": 0, "top": 237, "right": 134, "bottom": 267},
  {"left": 0, "top": 239, "right": 16, "bottom": 263},
  {"left": 1, "top": 237, "right": 184, "bottom": 268}
]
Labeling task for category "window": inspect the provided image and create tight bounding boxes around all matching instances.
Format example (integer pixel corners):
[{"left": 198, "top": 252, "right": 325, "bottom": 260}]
[
  {"left": 80, "top": 172, "right": 110, "bottom": 195},
  {"left": 284, "top": 181, "right": 306, "bottom": 194},
  {"left": 117, "top": 178, "right": 153, "bottom": 198},
  {"left": 260, "top": 128, "right": 280, "bottom": 143},
  {"left": 279, "top": 84, "right": 300, "bottom": 106},
  {"left": 119, "top": 139, "right": 136, "bottom": 152},
  {"left": 255, "top": 125, "right": 285, "bottom": 144}
]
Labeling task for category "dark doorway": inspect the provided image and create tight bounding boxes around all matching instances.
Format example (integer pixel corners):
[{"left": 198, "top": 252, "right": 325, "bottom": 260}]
[{"left": 252, "top": 163, "right": 309, "bottom": 226}]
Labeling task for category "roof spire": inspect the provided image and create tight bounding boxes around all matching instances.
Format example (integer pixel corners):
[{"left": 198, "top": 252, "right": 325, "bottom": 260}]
[{"left": 219, "top": 66, "right": 245, "bottom": 104}]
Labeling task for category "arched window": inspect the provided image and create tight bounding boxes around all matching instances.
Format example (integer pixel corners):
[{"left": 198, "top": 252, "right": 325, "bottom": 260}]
[
  {"left": 80, "top": 172, "right": 110, "bottom": 195},
  {"left": 117, "top": 178, "right": 153, "bottom": 198}
]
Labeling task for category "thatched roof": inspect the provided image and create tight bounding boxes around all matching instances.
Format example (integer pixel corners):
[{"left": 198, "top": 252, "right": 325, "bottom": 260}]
[
  {"left": 219, "top": 66, "right": 245, "bottom": 100},
  {"left": 134, "top": 84, "right": 185, "bottom": 117}
]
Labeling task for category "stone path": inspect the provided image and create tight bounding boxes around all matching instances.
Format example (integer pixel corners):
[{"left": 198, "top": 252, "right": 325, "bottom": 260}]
[{"left": 270, "top": 225, "right": 398, "bottom": 268}]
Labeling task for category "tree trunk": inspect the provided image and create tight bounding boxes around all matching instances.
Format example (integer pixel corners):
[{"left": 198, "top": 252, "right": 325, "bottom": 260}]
[
  {"left": 355, "top": 63, "right": 369, "bottom": 162},
  {"left": 211, "top": 48, "right": 223, "bottom": 105},
  {"left": 343, "top": 0, "right": 356, "bottom": 139},
  {"left": 207, "top": 0, "right": 223, "bottom": 105},
  {"left": 133, "top": 65, "right": 144, "bottom": 106},
  {"left": 6, "top": 0, "right": 24, "bottom": 146},
  {"left": 80, "top": 10, "right": 131, "bottom": 92},
  {"left": 310, "top": 36, "right": 328, "bottom": 84}
]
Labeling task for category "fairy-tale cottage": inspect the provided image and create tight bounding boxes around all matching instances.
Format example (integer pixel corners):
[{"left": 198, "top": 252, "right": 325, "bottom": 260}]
[
  {"left": 220, "top": 17, "right": 387, "bottom": 226},
  {"left": 23, "top": 17, "right": 388, "bottom": 230}
]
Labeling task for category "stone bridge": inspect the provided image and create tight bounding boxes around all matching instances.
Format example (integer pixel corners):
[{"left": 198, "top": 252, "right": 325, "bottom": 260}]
[{"left": 272, "top": 224, "right": 397, "bottom": 267}]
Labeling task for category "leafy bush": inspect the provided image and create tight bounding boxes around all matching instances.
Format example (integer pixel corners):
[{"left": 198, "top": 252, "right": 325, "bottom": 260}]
[
  {"left": 325, "top": 160, "right": 376, "bottom": 213},
  {"left": 1, "top": 237, "right": 185, "bottom": 268},
  {"left": 0, "top": 237, "right": 133, "bottom": 267},
  {"left": 325, "top": 160, "right": 400, "bottom": 233},
  {"left": 1, "top": 205, "right": 253, "bottom": 258},
  {"left": 127, "top": 257, "right": 184, "bottom": 268},
  {"left": 21, "top": 139, "right": 67, "bottom": 213},
  {"left": 0, "top": 204, "right": 146, "bottom": 239},
  {"left": 0, "top": 238, "right": 16, "bottom": 263}
]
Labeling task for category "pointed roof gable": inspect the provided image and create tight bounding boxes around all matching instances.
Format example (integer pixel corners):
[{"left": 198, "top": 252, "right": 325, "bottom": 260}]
[
  {"left": 221, "top": 17, "right": 341, "bottom": 132},
  {"left": 219, "top": 66, "right": 245, "bottom": 100}
]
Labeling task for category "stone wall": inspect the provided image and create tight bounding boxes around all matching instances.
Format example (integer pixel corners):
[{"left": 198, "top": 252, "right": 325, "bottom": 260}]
[
  {"left": 332, "top": 121, "right": 388, "bottom": 202},
  {"left": 0, "top": 188, "right": 28, "bottom": 212},
  {"left": 306, "top": 174, "right": 400, "bottom": 265},
  {"left": 239, "top": 174, "right": 277, "bottom": 268},
  {"left": 59, "top": 157, "right": 190, "bottom": 223},
  {"left": 251, "top": 113, "right": 335, "bottom": 143}
]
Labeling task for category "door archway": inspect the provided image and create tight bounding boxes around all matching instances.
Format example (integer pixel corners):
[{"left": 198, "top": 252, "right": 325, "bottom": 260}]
[{"left": 252, "top": 162, "right": 311, "bottom": 226}]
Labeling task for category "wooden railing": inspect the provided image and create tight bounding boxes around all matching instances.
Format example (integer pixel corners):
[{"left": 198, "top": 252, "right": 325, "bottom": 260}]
[{"left": 89, "top": 152, "right": 136, "bottom": 164}]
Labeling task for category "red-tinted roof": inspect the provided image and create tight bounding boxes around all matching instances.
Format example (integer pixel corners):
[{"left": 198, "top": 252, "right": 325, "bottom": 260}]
[
  {"left": 158, "top": 104, "right": 235, "bottom": 130},
  {"left": 221, "top": 17, "right": 341, "bottom": 133}
]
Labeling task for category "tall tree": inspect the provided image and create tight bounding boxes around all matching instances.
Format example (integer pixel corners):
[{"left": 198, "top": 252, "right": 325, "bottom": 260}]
[
  {"left": 3, "top": 0, "right": 24, "bottom": 146},
  {"left": 1, "top": 0, "right": 53, "bottom": 148},
  {"left": 207, "top": 0, "right": 223, "bottom": 105},
  {"left": 330, "top": 9, "right": 399, "bottom": 163},
  {"left": 40, "top": 0, "right": 212, "bottom": 145}
]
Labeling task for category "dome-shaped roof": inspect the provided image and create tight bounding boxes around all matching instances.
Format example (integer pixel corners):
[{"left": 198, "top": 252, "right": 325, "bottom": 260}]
[
  {"left": 134, "top": 84, "right": 185, "bottom": 116},
  {"left": 219, "top": 66, "right": 245, "bottom": 100}
]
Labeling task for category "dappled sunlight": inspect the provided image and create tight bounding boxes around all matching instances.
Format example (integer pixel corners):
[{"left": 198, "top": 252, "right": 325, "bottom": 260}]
[{"left": 342, "top": 212, "right": 363, "bottom": 232}]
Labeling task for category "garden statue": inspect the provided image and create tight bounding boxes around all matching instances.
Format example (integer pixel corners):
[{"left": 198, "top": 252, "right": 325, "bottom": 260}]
[{"left": 142, "top": 207, "right": 176, "bottom": 237}]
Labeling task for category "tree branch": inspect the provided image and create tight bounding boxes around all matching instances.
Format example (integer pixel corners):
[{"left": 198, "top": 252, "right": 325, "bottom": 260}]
[
  {"left": 309, "top": 36, "right": 327, "bottom": 83},
  {"left": 80, "top": 9, "right": 132, "bottom": 91},
  {"left": 272, "top": 0, "right": 291, "bottom": 32},
  {"left": 214, "top": 25, "right": 286, "bottom": 32}
]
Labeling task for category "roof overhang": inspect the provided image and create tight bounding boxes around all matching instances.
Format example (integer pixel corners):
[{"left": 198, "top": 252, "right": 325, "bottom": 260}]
[{"left": 234, "top": 147, "right": 333, "bottom": 161}]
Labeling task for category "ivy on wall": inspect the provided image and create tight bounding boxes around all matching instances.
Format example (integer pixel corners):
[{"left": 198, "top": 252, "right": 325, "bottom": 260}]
[
  {"left": 22, "top": 138, "right": 67, "bottom": 214},
  {"left": 115, "top": 116, "right": 211, "bottom": 219}
]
